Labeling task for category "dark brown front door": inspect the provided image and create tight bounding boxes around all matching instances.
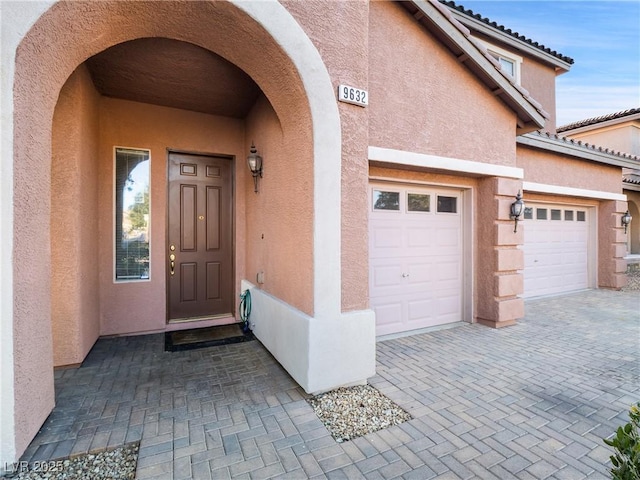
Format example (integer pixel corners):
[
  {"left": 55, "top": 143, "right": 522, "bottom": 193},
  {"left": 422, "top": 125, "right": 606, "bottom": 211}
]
[{"left": 167, "top": 152, "right": 233, "bottom": 321}]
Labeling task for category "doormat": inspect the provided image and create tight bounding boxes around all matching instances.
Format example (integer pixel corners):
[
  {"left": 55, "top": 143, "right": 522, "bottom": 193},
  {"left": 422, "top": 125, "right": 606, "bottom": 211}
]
[{"left": 164, "top": 323, "right": 253, "bottom": 352}]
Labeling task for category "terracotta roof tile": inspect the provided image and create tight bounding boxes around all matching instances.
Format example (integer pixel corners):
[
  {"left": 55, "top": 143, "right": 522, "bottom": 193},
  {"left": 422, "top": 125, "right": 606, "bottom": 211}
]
[
  {"left": 439, "top": 0, "right": 574, "bottom": 65},
  {"left": 624, "top": 173, "right": 640, "bottom": 185},
  {"left": 530, "top": 130, "right": 640, "bottom": 162},
  {"left": 557, "top": 108, "right": 640, "bottom": 133}
]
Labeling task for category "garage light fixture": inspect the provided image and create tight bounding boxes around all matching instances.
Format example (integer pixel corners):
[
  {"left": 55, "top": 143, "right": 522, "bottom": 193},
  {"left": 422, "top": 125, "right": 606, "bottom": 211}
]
[
  {"left": 247, "top": 142, "right": 263, "bottom": 193},
  {"left": 621, "top": 210, "right": 632, "bottom": 234},
  {"left": 510, "top": 191, "right": 525, "bottom": 233}
]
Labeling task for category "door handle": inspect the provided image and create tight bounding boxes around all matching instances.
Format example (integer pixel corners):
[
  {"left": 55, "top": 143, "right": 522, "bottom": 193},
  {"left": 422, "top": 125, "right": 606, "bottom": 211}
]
[
  {"left": 169, "top": 251, "right": 176, "bottom": 276},
  {"left": 402, "top": 273, "right": 410, "bottom": 278}
]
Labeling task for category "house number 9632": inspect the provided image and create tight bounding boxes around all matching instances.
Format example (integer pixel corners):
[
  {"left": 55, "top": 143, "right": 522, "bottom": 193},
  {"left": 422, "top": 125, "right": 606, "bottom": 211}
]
[{"left": 338, "top": 84, "right": 368, "bottom": 107}]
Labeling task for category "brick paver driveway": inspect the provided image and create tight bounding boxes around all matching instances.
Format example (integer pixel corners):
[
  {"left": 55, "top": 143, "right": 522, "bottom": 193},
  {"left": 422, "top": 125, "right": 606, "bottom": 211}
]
[{"left": 19, "top": 289, "right": 639, "bottom": 479}]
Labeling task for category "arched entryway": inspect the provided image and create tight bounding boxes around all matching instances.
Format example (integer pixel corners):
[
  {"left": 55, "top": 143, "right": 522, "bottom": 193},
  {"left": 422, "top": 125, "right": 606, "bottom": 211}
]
[{"left": 8, "top": 0, "right": 342, "bottom": 461}]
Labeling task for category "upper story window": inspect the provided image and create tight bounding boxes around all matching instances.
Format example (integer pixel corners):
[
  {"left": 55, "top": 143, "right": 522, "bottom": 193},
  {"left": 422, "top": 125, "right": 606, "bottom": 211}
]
[
  {"left": 477, "top": 39, "right": 522, "bottom": 84},
  {"left": 115, "top": 147, "right": 150, "bottom": 282},
  {"left": 494, "top": 54, "right": 515, "bottom": 77}
]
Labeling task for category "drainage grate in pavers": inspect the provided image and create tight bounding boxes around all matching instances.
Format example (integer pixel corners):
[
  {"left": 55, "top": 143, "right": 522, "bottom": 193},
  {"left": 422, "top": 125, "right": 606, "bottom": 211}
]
[{"left": 307, "top": 384, "right": 412, "bottom": 443}]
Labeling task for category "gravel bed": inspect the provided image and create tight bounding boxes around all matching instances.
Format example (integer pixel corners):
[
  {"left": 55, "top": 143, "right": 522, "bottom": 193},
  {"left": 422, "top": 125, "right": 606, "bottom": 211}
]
[
  {"left": 623, "top": 269, "right": 640, "bottom": 291},
  {"left": 307, "top": 384, "right": 411, "bottom": 442},
  {"left": 2, "top": 443, "right": 138, "bottom": 480}
]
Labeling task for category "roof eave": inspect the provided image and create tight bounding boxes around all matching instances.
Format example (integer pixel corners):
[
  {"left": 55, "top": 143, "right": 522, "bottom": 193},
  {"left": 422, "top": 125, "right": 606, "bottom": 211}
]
[
  {"left": 446, "top": 9, "right": 573, "bottom": 73},
  {"left": 517, "top": 133, "right": 640, "bottom": 169},
  {"left": 558, "top": 113, "right": 640, "bottom": 135},
  {"left": 404, "top": 0, "right": 546, "bottom": 131}
]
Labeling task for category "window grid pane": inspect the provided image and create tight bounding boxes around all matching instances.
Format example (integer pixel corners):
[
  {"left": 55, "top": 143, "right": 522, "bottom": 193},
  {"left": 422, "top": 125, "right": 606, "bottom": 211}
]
[
  {"left": 565, "top": 210, "right": 574, "bottom": 221},
  {"left": 373, "top": 190, "right": 400, "bottom": 211},
  {"left": 551, "top": 209, "right": 562, "bottom": 220},
  {"left": 407, "top": 193, "right": 430, "bottom": 212},
  {"left": 577, "top": 211, "right": 586, "bottom": 222},
  {"left": 523, "top": 207, "right": 533, "bottom": 220},
  {"left": 437, "top": 196, "right": 457, "bottom": 213},
  {"left": 536, "top": 208, "right": 547, "bottom": 220}
]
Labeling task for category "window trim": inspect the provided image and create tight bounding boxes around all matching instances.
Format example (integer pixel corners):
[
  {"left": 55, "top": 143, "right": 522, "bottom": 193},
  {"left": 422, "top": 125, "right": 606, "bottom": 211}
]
[{"left": 113, "top": 146, "right": 152, "bottom": 283}]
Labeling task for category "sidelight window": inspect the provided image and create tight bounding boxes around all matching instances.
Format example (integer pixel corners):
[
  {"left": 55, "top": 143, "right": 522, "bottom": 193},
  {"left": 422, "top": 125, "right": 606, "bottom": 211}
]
[{"left": 114, "top": 147, "right": 151, "bottom": 282}]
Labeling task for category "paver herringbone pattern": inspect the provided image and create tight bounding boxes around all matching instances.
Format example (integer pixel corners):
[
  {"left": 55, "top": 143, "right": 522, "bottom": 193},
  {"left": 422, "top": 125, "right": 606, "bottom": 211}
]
[
  {"left": 372, "top": 289, "right": 639, "bottom": 479},
  {"left": 17, "top": 289, "right": 639, "bottom": 479}
]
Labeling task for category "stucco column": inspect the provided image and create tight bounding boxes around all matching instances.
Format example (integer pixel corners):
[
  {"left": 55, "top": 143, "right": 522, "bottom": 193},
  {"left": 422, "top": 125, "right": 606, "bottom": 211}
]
[
  {"left": 598, "top": 199, "right": 629, "bottom": 289},
  {"left": 476, "top": 177, "right": 524, "bottom": 328}
]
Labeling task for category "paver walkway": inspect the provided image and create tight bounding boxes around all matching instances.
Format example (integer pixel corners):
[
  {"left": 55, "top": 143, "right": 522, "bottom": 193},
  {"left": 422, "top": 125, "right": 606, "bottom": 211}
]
[{"left": 17, "top": 289, "right": 640, "bottom": 479}]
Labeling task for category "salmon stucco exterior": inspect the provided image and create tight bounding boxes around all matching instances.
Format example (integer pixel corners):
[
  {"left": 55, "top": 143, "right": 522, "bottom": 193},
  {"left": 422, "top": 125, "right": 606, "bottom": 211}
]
[{"left": 1, "top": 0, "right": 638, "bottom": 466}]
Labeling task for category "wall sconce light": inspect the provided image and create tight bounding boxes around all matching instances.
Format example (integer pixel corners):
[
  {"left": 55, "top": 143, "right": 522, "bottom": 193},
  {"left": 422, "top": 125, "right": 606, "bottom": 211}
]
[
  {"left": 247, "top": 142, "right": 263, "bottom": 193},
  {"left": 621, "top": 210, "right": 632, "bottom": 234},
  {"left": 510, "top": 191, "right": 525, "bottom": 233}
]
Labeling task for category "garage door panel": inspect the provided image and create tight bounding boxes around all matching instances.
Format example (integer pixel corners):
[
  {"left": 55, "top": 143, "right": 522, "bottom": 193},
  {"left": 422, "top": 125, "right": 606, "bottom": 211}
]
[
  {"left": 435, "top": 259, "right": 460, "bottom": 281},
  {"left": 407, "top": 227, "right": 433, "bottom": 248},
  {"left": 406, "top": 263, "right": 433, "bottom": 284},
  {"left": 408, "top": 299, "right": 434, "bottom": 321},
  {"left": 436, "top": 297, "right": 461, "bottom": 320},
  {"left": 371, "top": 264, "right": 403, "bottom": 288},
  {"left": 436, "top": 226, "right": 459, "bottom": 247},
  {"left": 370, "top": 184, "right": 464, "bottom": 336},
  {"left": 371, "top": 225, "right": 403, "bottom": 250},
  {"left": 375, "top": 303, "right": 404, "bottom": 335},
  {"left": 524, "top": 202, "right": 590, "bottom": 298}
]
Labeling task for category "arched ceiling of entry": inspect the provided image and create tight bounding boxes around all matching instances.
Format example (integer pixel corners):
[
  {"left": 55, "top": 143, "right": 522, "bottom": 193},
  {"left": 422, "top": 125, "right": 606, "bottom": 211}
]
[
  {"left": 85, "top": 38, "right": 260, "bottom": 118},
  {"left": 16, "top": 0, "right": 311, "bottom": 133}
]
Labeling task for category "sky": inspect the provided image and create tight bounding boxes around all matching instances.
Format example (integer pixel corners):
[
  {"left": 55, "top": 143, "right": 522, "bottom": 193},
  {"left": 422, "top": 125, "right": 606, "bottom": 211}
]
[{"left": 456, "top": 0, "right": 640, "bottom": 127}]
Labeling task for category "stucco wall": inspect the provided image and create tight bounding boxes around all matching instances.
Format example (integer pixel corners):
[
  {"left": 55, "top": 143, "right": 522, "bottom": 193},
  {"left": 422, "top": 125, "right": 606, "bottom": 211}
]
[
  {"left": 98, "top": 98, "right": 246, "bottom": 335},
  {"left": 368, "top": 2, "right": 515, "bottom": 166},
  {"left": 51, "top": 65, "right": 101, "bottom": 366},
  {"left": 517, "top": 145, "right": 622, "bottom": 193},
  {"left": 281, "top": 0, "right": 370, "bottom": 312},
  {"left": 244, "top": 94, "right": 314, "bottom": 316},
  {"left": 519, "top": 57, "right": 558, "bottom": 133}
]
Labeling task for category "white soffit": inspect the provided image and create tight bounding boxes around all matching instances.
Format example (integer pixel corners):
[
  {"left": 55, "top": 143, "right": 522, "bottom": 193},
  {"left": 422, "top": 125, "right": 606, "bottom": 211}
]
[
  {"left": 523, "top": 181, "right": 627, "bottom": 201},
  {"left": 369, "top": 146, "right": 524, "bottom": 179}
]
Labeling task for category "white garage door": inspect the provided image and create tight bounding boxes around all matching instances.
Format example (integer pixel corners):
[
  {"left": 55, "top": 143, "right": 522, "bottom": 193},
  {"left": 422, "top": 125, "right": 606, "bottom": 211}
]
[
  {"left": 523, "top": 203, "right": 591, "bottom": 298},
  {"left": 369, "top": 184, "right": 463, "bottom": 336}
]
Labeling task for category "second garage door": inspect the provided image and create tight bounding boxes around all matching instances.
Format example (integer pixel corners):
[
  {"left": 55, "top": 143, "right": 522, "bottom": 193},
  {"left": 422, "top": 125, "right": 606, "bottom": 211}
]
[
  {"left": 523, "top": 203, "right": 592, "bottom": 298},
  {"left": 369, "top": 184, "right": 464, "bottom": 336}
]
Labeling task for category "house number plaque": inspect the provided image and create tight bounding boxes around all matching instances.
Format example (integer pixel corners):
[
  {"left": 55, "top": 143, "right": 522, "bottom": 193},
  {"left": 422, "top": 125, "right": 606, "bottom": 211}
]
[{"left": 338, "top": 84, "right": 368, "bottom": 107}]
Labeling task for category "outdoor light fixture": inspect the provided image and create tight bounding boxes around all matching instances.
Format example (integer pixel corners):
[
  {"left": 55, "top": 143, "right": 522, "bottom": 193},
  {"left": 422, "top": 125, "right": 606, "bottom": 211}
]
[
  {"left": 247, "top": 142, "right": 263, "bottom": 193},
  {"left": 510, "top": 191, "right": 525, "bottom": 233},
  {"left": 621, "top": 210, "right": 632, "bottom": 234}
]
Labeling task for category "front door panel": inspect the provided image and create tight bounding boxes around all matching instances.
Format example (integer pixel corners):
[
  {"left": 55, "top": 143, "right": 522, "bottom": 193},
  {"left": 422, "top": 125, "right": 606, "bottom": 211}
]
[{"left": 168, "top": 152, "right": 233, "bottom": 321}]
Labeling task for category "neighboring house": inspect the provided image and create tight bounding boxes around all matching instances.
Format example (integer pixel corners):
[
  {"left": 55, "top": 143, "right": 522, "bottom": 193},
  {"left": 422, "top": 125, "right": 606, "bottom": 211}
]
[
  {"left": 557, "top": 108, "right": 640, "bottom": 255},
  {"left": 0, "top": 0, "right": 634, "bottom": 465}
]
